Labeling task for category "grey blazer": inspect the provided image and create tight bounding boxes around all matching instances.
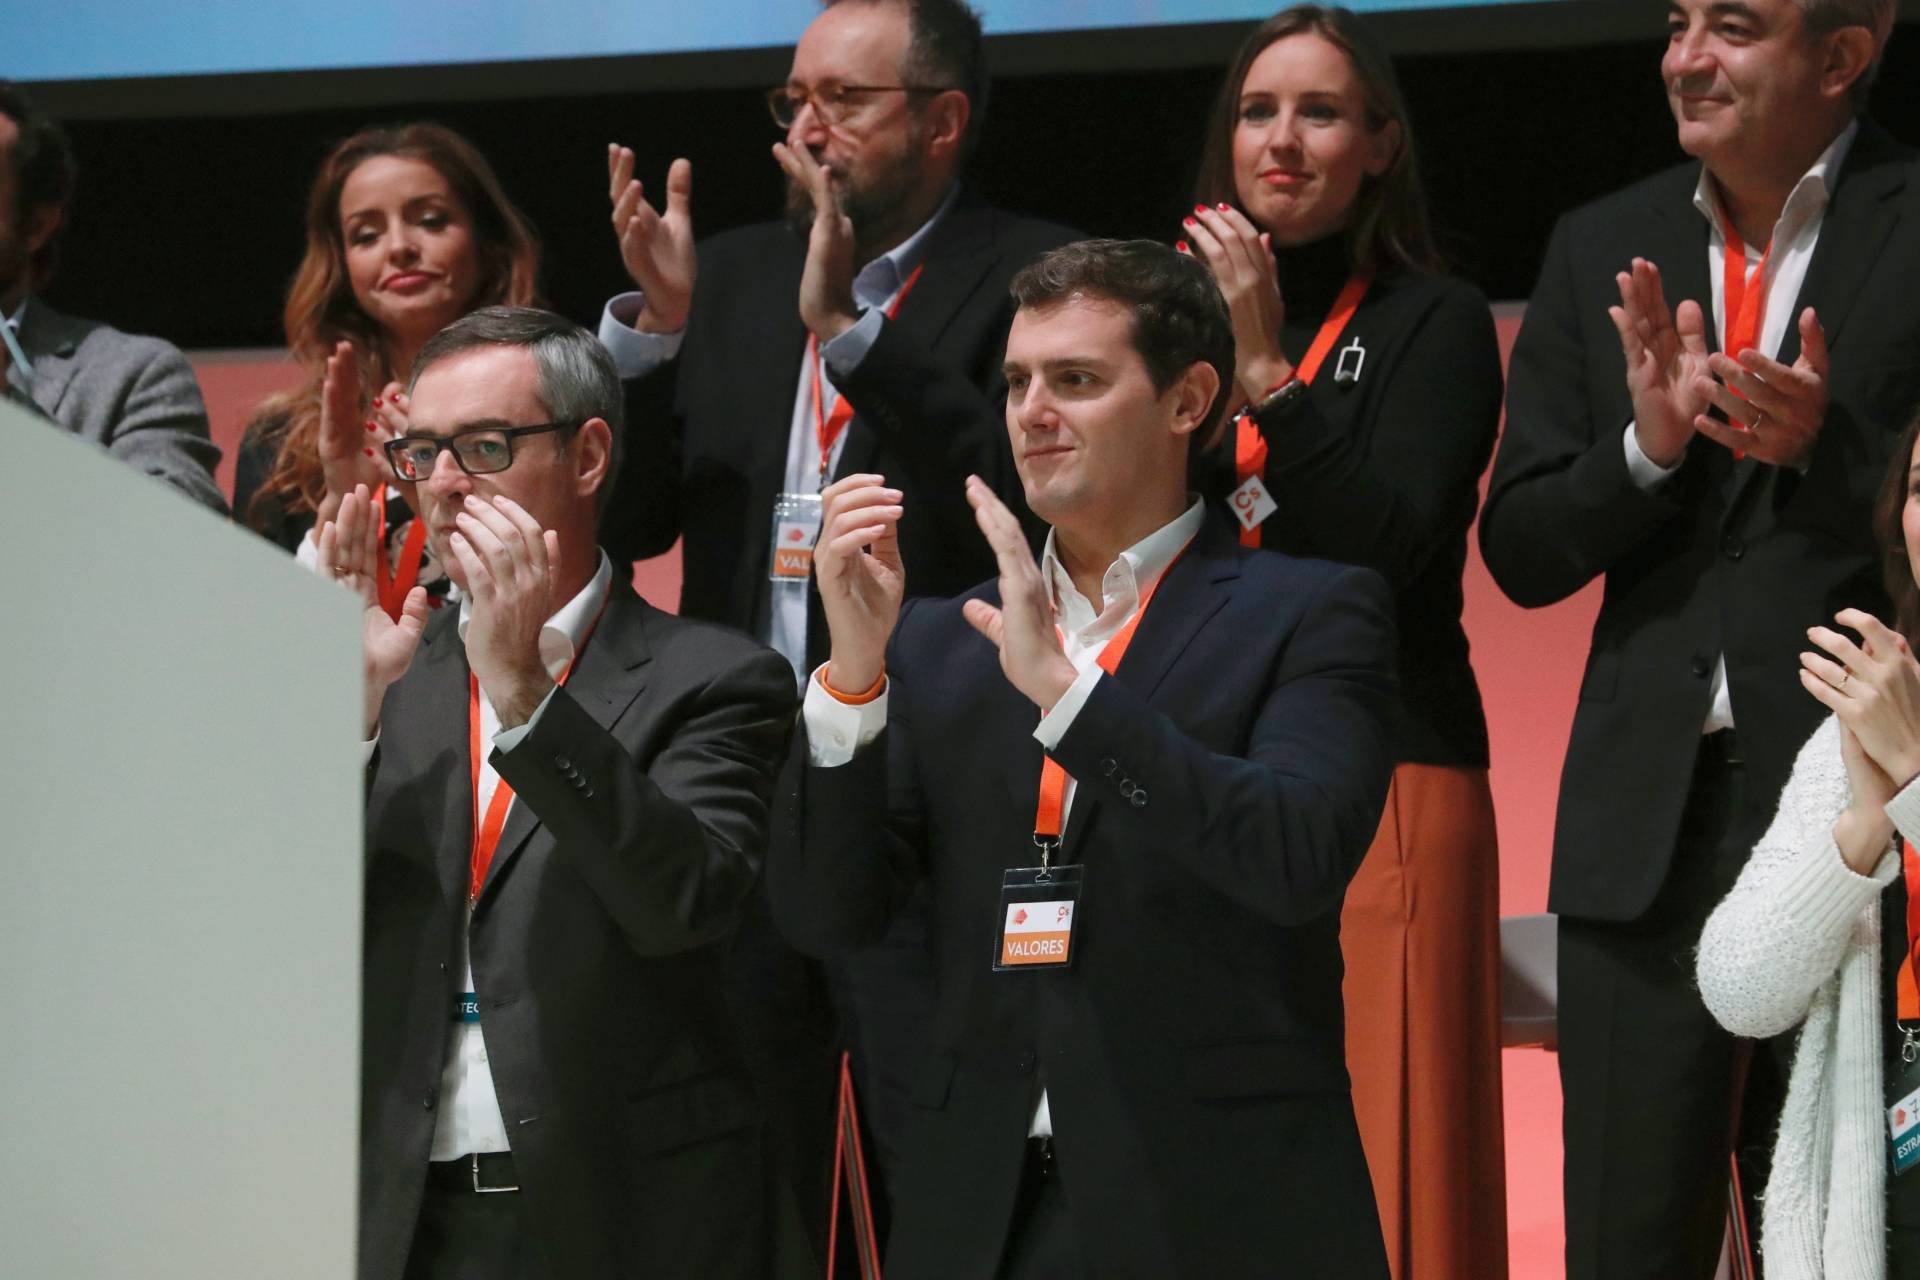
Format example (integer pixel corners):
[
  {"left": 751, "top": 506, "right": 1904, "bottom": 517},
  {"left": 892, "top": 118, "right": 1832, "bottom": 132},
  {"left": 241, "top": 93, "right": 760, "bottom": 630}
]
[{"left": 6, "top": 297, "right": 225, "bottom": 513}]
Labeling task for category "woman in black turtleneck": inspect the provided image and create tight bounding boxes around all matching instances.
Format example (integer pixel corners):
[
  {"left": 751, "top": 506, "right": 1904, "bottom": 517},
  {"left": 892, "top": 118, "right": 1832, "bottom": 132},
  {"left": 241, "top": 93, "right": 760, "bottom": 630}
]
[{"left": 1182, "top": 8, "right": 1506, "bottom": 1279}]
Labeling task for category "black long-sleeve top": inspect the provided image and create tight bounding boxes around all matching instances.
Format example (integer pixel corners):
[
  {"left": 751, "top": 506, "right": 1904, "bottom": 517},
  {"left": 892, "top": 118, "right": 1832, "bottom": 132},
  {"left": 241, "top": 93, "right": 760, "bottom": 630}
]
[{"left": 1206, "top": 234, "right": 1504, "bottom": 767}]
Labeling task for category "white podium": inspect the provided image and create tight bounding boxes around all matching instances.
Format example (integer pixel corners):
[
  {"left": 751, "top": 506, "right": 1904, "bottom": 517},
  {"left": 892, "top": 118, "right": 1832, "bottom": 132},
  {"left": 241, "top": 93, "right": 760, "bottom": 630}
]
[{"left": 0, "top": 400, "right": 362, "bottom": 1278}]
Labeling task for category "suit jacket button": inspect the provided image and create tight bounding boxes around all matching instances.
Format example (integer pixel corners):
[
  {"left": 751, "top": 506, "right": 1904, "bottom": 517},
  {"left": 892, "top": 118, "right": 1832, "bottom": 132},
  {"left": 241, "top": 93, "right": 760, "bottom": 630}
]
[
  {"left": 553, "top": 755, "right": 571, "bottom": 771},
  {"left": 1130, "top": 790, "right": 1147, "bottom": 808},
  {"left": 421, "top": 1088, "right": 436, "bottom": 1110},
  {"left": 1690, "top": 655, "right": 1711, "bottom": 678},
  {"left": 1119, "top": 780, "right": 1136, "bottom": 798},
  {"left": 1721, "top": 532, "right": 1745, "bottom": 561},
  {"left": 1099, "top": 758, "right": 1117, "bottom": 776},
  {"left": 1017, "top": 1051, "right": 1036, "bottom": 1075}
]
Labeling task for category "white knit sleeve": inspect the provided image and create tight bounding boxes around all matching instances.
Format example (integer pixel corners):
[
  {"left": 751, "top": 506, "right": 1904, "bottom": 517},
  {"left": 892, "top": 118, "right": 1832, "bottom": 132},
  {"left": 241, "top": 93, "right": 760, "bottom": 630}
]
[{"left": 1697, "top": 716, "right": 1899, "bottom": 1038}]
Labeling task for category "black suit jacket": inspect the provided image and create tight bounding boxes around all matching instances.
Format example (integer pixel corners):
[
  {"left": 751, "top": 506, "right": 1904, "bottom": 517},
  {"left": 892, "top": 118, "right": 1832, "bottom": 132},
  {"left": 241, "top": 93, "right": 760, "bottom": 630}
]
[
  {"left": 1481, "top": 120, "right": 1920, "bottom": 922},
  {"left": 605, "top": 189, "right": 1078, "bottom": 670},
  {"left": 769, "top": 517, "right": 1398, "bottom": 1278},
  {"left": 357, "top": 576, "right": 800, "bottom": 1280}
]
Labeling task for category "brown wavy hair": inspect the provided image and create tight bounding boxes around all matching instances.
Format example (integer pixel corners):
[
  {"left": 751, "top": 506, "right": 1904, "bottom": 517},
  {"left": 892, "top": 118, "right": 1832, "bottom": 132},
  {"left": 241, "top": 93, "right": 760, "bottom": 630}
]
[
  {"left": 1192, "top": 5, "right": 1440, "bottom": 278},
  {"left": 1872, "top": 407, "right": 1920, "bottom": 642},
  {"left": 244, "top": 123, "right": 540, "bottom": 530}
]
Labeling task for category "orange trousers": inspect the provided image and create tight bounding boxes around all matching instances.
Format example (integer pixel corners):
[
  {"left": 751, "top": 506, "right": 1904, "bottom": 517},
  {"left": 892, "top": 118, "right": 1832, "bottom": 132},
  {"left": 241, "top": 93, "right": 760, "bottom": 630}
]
[{"left": 1341, "top": 763, "right": 1507, "bottom": 1280}]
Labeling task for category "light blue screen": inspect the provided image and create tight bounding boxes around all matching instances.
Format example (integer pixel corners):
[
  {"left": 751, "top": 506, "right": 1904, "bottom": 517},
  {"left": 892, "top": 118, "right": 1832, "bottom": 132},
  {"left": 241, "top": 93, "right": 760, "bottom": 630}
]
[{"left": 16, "top": 0, "right": 1554, "bottom": 82}]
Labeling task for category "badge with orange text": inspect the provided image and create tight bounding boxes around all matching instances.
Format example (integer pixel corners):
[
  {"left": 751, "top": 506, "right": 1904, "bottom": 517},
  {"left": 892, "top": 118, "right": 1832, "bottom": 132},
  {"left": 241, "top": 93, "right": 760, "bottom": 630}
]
[
  {"left": 768, "top": 492, "right": 823, "bottom": 582},
  {"left": 994, "top": 864, "right": 1084, "bottom": 971}
]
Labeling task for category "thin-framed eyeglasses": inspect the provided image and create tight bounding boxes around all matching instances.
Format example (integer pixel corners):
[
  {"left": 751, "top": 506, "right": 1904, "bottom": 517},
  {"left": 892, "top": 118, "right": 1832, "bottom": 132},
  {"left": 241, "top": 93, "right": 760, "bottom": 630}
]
[
  {"left": 765, "top": 82, "right": 948, "bottom": 129},
  {"left": 382, "top": 421, "right": 577, "bottom": 482}
]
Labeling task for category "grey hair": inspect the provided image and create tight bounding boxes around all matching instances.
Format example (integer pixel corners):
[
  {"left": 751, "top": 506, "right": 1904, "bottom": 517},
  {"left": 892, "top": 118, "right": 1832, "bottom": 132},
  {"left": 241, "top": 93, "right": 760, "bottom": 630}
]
[
  {"left": 410, "top": 306, "right": 624, "bottom": 512},
  {"left": 1794, "top": 0, "right": 1895, "bottom": 108}
]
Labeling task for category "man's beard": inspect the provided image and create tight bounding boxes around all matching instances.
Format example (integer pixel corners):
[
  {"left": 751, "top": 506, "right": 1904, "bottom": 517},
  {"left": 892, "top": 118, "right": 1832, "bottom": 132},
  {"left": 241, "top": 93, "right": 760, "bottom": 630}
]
[{"left": 782, "top": 144, "right": 923, "bottom": 262}]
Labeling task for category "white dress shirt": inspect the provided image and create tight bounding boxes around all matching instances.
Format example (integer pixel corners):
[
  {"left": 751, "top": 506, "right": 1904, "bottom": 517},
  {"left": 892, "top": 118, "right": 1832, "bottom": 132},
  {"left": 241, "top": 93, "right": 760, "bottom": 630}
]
[
  {"left": 3, "top": 295, "right": 35, "bottom": 389},
  {"left": 427, "top": 549, "right": 614, "bottom": 1161},
  {"left": 1622, "top": 119, "right": 1858, "bottom": 734},
  {"left": 803, "top": 499, "right": 1206, "bottom": 1137},
  {"left": 596, "top": 186, "right": 959, "bottom": 681}
]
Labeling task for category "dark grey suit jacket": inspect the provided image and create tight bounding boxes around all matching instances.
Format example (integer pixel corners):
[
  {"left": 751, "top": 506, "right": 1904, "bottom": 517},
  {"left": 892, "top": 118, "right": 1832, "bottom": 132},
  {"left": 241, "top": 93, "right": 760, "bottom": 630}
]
[
  {"left": 8, "top": 297, "right": 225, "bottom": 513},
  {"left": 359, "top": 574, "right": 806, "bottom": 1279}
]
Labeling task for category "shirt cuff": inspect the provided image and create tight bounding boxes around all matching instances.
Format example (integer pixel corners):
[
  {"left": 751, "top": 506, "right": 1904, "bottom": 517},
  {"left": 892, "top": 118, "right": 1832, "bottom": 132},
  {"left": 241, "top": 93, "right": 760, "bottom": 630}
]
[
  {"left": 361, "top": 729, "right": 379, "bottom": 766},
  {"left": 598, "top": 293, "right": 683, "bottom": 379},
  {"left": 1033, "top": 667, "right": 1102, "bottom": 752},
  {"left": 491, "top": 684, "right": 560, "bottom": 756},
  {"left": 1622, "top": 421, "right": 1683, "bottom": 490},
  {"left": 821, "top": 308, "right": 886, "bottom": 380},
  {"left": 803, "top": 665, "right": 889, "bottom": 767},
  {"left": 296, "top": 528, "right": 319, "bottom": 570}
]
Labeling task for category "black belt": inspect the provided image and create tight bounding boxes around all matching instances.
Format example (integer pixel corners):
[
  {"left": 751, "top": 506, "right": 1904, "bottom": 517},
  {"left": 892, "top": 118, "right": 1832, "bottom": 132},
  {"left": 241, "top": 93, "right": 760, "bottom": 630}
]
[
  {"left": 1700, "top": 727, "right": 1744, "bottom": 767},
  {"left": 426, "top": 1151, "right": 519, "bottom": 1194}
]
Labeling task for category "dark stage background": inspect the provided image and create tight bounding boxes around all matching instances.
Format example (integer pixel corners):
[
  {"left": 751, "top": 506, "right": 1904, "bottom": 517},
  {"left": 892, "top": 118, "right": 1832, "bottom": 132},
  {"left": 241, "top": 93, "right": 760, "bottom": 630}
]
[{"left": 27, "top": 15, "right": 1920, "bottom": 351}]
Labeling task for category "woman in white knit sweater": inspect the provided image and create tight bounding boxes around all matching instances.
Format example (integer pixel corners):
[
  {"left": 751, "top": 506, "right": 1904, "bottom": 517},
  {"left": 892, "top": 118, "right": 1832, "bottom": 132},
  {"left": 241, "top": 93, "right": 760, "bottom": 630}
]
[{"left": 1699, "top": 414, "right": 1920, "bottom": 1280}]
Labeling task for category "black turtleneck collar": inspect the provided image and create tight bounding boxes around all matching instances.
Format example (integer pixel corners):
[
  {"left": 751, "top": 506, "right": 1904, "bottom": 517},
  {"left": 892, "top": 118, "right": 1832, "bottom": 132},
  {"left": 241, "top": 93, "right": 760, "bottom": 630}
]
[{"left": 1272, "top": 232, "right": 1357, "bottom": 321}]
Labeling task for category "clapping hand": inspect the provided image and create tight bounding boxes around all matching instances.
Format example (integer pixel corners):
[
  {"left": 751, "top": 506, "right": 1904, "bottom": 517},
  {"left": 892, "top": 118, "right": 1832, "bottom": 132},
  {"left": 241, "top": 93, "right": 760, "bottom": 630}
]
[
  {"left": 1182, "top": 203, "right": 1292, "bottom": 411},
  {"left": 1609, "top": 258, "right": 1714, "bottom": 471},
  {"left": 772, "top": 140, "right": 860, "bottom": 343},
  {"left": 608, "top": 146, "right": 696, "bottom": 334},
  {"left": 317, "top": 342, "right": 393, "bottom": 527},
  {"left": 814, "top": 472, "right": 905, "bottom": 694},
  {"left": 1803, "top": 608, "right": 1920, "bottom": 871},
  {"left": 1693, "top": 308, "right": 1829, "bottom": 468},
  {"left": 317, "top": 483, "right": 430, "bottom": 737},
  {"left": 960, "top": 476, "right": 1078, "bottom": 711},
  {"left": 446, "top": 494, "right": 563, "bottom": 732}
]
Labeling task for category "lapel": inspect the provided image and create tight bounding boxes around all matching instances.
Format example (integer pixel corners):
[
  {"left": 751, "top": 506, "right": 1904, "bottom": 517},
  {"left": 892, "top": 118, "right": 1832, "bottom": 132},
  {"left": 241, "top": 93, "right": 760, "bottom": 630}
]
[
  {"left": 1723, "top": 120, "right": 1910, "bottom": 518},
  {"left": 750, "top": 232, "right": 813, "bottom": 495},
  {"left": 408, "top": 610, "right": 481, "bottom": 917},
  {"left": 14, "top": 297, "right": 84, "bottom": 412},
  {"left": 1055, "top": 518, "right": 1241, "bottom": 867},
  {"left": 470, "top": 581, "right": 654, "bottom": 912},
  {"left": 835, "top": 190, "right": 1002, "bottom": 479}
]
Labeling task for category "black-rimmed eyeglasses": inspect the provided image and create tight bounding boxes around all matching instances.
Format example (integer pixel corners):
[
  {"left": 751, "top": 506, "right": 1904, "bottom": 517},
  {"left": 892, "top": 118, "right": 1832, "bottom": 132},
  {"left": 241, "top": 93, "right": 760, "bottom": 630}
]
[
  {"left": 382, "top": 421, "right": 577, "bottom": 482},
  {"left": 765, "top": 83, "right": 948, "bottom": 129}
]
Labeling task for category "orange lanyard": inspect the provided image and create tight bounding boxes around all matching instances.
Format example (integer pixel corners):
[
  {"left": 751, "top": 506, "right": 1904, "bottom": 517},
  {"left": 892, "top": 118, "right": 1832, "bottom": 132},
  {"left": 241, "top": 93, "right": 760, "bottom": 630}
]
[
  {"left": 1032, "top": 542, "right": 1191, "bottom": 857},
  {"left": 807, "top": 264, "right": 925, "bottom": 487},
  {"left": 1718, "top": 213, "right": 1774, "bottom": 361},
  {"left": 371, "top": 488, "right": 429, "bottom": 622},
  {"left": 465, "top": 588, "right": 610, "bottom": 902},
  {"left": 1896, "top": 840, "right": 1920, "bottom": 1023},
  {"left": 1718, "top": 213, "right": 1774, "bottom": 464},
  {"left": 1235, "top": 273, "right": 1371, "bottom": 547}
]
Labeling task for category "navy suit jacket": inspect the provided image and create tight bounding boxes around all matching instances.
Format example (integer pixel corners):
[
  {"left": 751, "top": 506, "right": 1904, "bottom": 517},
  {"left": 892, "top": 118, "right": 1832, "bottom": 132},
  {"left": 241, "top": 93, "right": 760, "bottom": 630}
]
[{"left": 769, "top": 516, "right": 1398, "bottom": 1278}]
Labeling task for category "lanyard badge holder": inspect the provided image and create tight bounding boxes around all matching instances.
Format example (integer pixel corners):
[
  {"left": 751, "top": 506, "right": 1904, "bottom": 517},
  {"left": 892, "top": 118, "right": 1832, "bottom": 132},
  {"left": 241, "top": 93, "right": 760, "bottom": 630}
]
[
  {"left": 995, "top": 832, "right": 1085, "bottom": 972},
  {"left": 1891, "top": 839, "right": 1920, "bottom": 1175},
  {"left": 1230, "top": 273, "right": 1371, "bottom": 546},
  {"left": 770, "top": 264, "right": 926, "bottom": 585},
  {"left": 991, "top": 540, "right": 1191, "bottom": 974}
]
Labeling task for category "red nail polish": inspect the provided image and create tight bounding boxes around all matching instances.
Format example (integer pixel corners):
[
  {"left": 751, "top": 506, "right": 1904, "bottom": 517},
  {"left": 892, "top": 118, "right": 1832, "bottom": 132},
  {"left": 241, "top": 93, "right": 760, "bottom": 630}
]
[
  {"left": 364, "top": 420, "right": 376, "bottom": 432},
  {"left": 1176, "top": 240, "right": 1189, "bottom": 253},
  {"left": 1183, "top": 217, "right": 1195, "bottom": 227},
  {"left": 1217, "top": 202, "right": 1231, "bottom": 211},
  {"left": 363, "top": 447, "right": 374, "bottom": 457},
  {"left": 1193, "top": 204, "right": 1207, "bottom": 214},
  {"left": 373, "top": 397, "right": 383, "bottom": 407}
]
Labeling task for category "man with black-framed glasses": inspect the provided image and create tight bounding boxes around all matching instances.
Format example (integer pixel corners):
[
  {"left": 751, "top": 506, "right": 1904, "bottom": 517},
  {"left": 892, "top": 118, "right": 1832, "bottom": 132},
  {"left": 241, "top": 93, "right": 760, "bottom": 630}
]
[
  {"left": 593, "top": 0, "right": 1077, "bottom": 1256},
  {"left": 323, "top": 306, "right": 804, "bottom": 1280}
]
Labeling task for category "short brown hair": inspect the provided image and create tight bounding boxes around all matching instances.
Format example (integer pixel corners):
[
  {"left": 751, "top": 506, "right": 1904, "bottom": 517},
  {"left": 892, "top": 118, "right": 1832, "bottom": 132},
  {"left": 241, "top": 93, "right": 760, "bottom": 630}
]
[
  {"left": 1872, "top": 405, "right": 1920, "bottom": 643},
  {"left": 1010, "top": 239, "right": 1236, "bottom": 447}
]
